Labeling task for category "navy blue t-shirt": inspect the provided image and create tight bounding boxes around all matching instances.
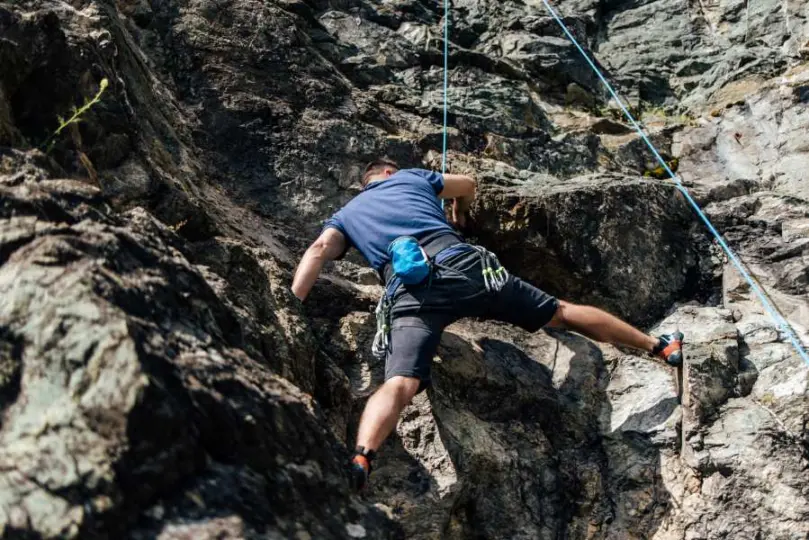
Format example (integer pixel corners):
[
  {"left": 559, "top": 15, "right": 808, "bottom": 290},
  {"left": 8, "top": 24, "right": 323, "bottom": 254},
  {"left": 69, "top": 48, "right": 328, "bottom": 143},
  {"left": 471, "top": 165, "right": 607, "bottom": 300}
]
[{"left": 323, "top": 168, "right": 462, "bottom": 271}]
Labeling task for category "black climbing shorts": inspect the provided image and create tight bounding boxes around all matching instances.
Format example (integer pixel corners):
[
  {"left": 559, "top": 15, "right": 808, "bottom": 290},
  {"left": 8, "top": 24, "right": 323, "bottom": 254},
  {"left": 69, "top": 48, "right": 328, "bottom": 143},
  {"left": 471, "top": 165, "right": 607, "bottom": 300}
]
[{"left": 384, "top": 246, "right": 559, "bottom": 392}]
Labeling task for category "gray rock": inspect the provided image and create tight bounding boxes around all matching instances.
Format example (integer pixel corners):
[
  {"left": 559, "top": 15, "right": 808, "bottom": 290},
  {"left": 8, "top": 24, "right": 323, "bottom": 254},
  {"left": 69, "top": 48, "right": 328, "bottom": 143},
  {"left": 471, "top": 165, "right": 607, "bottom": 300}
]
[
  {"left": 2, "top": 0, "right": 809, "bottom": 536},
  {"left": 0, "top": 153, "right": 399, "bottom": 538},
  {"left": 471, "top": 175, "right": 711, "bottom": 326}
]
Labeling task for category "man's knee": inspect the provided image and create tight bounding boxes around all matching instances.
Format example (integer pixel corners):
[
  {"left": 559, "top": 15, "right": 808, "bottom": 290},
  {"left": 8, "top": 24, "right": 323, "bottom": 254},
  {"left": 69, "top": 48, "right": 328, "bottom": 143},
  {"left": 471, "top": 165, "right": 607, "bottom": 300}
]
[
  {"left": 548, "top": 299, "right": 574, "bottom": 328},
  {"left": 384, "top": 375, "right": 421, "bottom": 405}
]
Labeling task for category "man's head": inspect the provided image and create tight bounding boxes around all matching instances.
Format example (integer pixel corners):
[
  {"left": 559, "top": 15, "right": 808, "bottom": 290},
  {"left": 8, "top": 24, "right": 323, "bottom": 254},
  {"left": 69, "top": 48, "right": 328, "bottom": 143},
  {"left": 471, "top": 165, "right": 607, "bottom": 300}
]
[{"left": 362, "top": 158, "right": 399, "bottom": 187}]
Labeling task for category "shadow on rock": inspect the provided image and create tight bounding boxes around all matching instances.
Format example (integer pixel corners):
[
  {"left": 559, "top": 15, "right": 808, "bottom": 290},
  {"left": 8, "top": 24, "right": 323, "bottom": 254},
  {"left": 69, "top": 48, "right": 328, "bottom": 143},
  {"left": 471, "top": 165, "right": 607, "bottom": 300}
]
[{"left": 419, "top": 323, "right": 677, "bottom": 539}]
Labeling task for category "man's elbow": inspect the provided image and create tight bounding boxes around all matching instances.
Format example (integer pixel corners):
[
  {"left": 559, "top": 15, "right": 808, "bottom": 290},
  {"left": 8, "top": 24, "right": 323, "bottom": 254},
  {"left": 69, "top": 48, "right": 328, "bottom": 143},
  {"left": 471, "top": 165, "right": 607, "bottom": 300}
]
[
  {"left": 442, "top": 174, "right": 477, "bottom": 199},
  {"left": 461, "top": 175, "right": 476, "bottom": 198},
  {"left": 308, "top": 240, "right": 331, "bottom": 261},
  {"left": 310, "top": 237, "right": 343, "bottom": 261}
]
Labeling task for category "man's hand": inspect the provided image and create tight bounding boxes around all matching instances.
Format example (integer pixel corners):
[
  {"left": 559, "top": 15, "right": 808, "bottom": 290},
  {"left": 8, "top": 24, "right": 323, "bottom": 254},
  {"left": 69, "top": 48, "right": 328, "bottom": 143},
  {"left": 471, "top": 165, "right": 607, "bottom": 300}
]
[
  {"left": 450, "top": 197, "right": 471, "bottom": 228},
  {"left": 291, "top": 228, "right": 347, "bottom": 302},
  {"left": 441, "top": 173, "right": 476, "bottom": 229}
]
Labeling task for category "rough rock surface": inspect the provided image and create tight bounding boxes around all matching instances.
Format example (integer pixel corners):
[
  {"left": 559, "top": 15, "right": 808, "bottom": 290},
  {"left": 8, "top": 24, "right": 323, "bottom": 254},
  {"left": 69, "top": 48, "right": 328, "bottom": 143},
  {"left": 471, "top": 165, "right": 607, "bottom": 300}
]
[
  {"left": 0, "top": 149, "right": 398, "bottom": 538},
  {"left": 1, "top": 0, "right": 808, "bottom": 538}
]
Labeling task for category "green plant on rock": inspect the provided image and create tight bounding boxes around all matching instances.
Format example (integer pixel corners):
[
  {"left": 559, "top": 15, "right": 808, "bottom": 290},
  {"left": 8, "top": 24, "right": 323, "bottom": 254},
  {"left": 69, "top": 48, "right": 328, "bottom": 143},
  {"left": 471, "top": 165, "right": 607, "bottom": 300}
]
[
  {"left": 641, "top": 106, "right": 668, "bottom": 120},
  {"left": 595, "top": 103, "right": 642, "bottom": 122},
  {"left": 169, "top": 218, "right": 189, "bottom": 233},
  {"left": 42, "top": 77, "right": 109, "bottom": 153},
  {"left": 643, "top": 157, "right": 679, "bottom": 179},
  {"left": 640, "top": 104, "right": 695, "bottom": 126}
]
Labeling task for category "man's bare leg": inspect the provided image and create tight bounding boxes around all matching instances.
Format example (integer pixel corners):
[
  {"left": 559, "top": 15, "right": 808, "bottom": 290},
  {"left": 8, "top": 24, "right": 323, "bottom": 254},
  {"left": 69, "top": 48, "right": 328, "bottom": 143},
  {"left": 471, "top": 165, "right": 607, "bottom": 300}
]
[
  {"left": 349, "top": 376, "right": 422, "bottom": 490},
  {"left": 547, "top": 300, "right": 659, "bottom": 352},
  {"left": 356, "top": 375, "right": 421, "bottom": 451}
]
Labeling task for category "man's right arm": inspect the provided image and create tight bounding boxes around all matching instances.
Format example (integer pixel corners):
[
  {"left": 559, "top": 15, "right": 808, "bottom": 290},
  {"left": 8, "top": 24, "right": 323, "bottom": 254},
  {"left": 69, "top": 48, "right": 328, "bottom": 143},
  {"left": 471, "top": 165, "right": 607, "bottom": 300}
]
[{"left": 291, "top": 228, "right": 347, "bottom": 302}]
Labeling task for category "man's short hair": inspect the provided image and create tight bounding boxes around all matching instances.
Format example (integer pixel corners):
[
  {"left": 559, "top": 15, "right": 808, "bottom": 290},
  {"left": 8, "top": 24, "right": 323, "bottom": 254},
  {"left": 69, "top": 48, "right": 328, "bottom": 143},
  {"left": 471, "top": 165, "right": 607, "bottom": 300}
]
[{"left": 362, "top": 158, "right": 399, "bottom": 186}]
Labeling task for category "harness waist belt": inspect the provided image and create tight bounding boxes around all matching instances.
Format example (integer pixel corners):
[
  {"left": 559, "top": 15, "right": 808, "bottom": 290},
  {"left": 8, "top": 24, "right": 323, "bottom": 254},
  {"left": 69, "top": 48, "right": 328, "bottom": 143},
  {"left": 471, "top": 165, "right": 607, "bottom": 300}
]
[{"left": 381, "top": 234, "right": 462, "bottom": 284}]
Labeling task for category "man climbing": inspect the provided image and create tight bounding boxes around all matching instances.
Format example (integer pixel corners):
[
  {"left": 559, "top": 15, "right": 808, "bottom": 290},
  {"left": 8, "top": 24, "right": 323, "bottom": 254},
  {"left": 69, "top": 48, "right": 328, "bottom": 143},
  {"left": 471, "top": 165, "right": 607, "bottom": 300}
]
[{"left": 291, "top": 158, "right": 684, "bottom": 491}]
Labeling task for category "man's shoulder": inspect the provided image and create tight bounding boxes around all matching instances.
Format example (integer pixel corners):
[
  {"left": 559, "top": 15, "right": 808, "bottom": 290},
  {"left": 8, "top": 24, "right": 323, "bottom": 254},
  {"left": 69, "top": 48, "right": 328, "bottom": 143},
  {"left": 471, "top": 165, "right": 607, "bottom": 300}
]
[
  {"left": 395, "top": 168, "right": 443, "bottom": 194},
  {"left": 390, "top": 168, "right": 442, "bottom": 187},
  {"left": 396, "top": 168, "right": 435, "bottom": 177}
]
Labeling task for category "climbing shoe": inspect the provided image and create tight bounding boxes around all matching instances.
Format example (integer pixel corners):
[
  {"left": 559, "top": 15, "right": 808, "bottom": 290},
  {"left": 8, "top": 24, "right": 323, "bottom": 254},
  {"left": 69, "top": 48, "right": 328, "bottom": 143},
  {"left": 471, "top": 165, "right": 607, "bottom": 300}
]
[
  {"left": 653, "top": 331, "right": 684, "bottom": 366},
  {"left": 349, "top": 446, "right": 376, "bottom": 492}
]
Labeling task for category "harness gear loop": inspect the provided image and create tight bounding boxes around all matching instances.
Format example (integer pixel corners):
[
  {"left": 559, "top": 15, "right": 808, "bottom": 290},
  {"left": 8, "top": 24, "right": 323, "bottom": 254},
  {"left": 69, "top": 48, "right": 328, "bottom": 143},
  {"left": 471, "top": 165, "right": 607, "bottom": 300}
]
[
  {"left": 471, "top": 245, "right": 509, "bottom": 292},
  {"left": 372, "top": 294, "right": 393, "bottom": 358}
]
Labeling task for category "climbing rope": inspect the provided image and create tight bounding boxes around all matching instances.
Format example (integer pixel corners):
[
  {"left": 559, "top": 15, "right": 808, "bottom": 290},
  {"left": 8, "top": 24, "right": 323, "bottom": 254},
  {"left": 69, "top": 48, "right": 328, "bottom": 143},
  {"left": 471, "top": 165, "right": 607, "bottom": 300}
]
[
  {"left": 440, "top": 0, "right": 450, "bottom": 210},
  {"left": 538, "top": 0, "right": 809, "bottom": 366},
  {"left": 441, "top": 0, "right": 449, "bottom": 175}
]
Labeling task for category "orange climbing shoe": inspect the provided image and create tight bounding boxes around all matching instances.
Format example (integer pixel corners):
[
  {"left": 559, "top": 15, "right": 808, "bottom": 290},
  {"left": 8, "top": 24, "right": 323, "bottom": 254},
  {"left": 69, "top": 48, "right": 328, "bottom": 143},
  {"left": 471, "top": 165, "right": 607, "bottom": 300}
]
[
  {"left": 654, "top": 331, "right": 684, "bottom": 366},
  {"left": 349, "top": 447, "right": 375, "bottom": 492}
]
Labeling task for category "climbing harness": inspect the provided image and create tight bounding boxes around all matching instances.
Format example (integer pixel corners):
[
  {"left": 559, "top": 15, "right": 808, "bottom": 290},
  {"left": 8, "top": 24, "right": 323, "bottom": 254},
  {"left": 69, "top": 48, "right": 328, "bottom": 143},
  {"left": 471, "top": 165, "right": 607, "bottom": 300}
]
[
  {"left": 372, "top": 242, "right": 508, "bottom": 359},
  {"left": 536, "top": 0, "right": 809, "bottom": 366}
]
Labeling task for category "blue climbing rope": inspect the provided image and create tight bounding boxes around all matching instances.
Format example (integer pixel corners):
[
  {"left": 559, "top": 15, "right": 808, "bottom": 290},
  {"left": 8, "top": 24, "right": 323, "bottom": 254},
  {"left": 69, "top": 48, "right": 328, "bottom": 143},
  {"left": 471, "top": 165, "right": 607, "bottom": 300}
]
[
  {"left": 539, "top": 0, "right": 809, "bottom": 366},
  {"left": 440, "top": 0, "right": 450, "bottom": 210},
  {"left": 441, "top": 0, "right": 449, "bottom": 175}
]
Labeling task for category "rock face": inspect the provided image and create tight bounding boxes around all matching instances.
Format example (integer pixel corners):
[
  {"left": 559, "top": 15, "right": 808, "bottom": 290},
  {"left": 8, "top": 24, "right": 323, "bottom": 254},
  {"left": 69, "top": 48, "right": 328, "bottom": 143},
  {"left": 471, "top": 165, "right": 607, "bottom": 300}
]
[
  {"left": 471, "top": 175, "right": 710, "bottom": 326},
  {"left": 1, "top": 0, "right": 808, "bottom": 539},
  {"left": 0, "top": 149, "right": 398, "bottom": 538}
]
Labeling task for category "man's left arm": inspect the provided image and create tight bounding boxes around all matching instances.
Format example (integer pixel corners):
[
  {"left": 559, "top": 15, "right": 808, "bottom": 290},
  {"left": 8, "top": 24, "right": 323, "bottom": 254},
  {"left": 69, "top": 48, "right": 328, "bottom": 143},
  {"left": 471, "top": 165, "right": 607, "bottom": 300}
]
[
  {"left": 291, "top": 228, "right": 347, "bottom": 301},
  {"left": 440, "top": 173, "right": 476, "bottom": 228}
]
